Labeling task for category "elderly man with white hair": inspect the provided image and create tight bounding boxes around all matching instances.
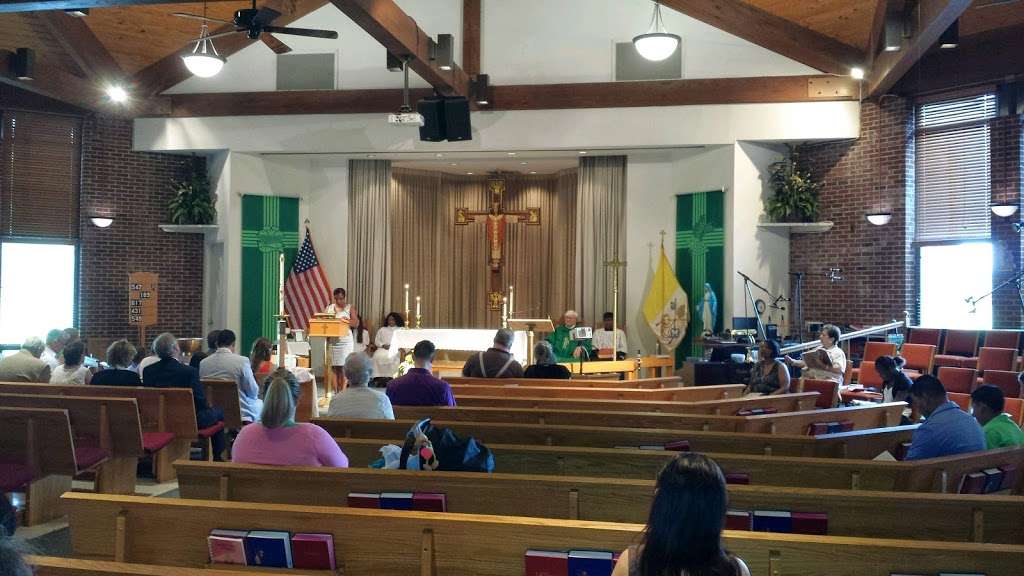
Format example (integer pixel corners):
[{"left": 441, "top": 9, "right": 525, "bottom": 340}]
[
  {"left": 327, "top": 352, "right": 395, "bottom": 419},
  {"left": 0, "top": 336, "right": 51, "bottom": 382},
  {"left": 547, "top": 309, "right": 592, "bottom": 362}
]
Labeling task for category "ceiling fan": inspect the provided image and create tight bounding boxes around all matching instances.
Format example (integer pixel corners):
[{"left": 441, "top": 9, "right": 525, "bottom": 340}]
[{"left": 172, "top": 0, "right": 339, "bottom": 55}]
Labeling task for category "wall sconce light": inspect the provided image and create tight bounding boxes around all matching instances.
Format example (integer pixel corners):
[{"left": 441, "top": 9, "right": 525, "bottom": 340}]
[
  {"left": 992, "top": 203, "right": 1019, "bottom": 218},
  {"left": 90, "top": 216, "right": 114, "bottom": 228}
]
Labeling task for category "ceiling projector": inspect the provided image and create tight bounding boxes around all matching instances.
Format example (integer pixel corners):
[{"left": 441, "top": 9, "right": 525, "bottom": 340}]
[{"left": 388, "top": 112, "right": 424, "bottom": 126}]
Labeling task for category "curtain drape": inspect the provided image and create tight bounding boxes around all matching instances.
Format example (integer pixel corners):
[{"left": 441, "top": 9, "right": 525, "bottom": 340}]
[
  {"left": 347, "top": 159, "right": 392, "bottom": 331},
  {"left": 389, "top": 168, "right": 577, "bottom": 328},
  {"left": 575, "top": 155, "right": 628, "bottom": 328}
]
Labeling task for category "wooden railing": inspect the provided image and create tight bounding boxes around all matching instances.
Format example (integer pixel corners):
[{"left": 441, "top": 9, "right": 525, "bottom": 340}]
[{"left": 780, "top": 320, "right": 905, "bottom": 356}]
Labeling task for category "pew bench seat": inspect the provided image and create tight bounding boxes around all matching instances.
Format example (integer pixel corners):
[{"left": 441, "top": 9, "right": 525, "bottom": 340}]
[
  {"left": 72, "top": 446, "right": 109, "bottom": 471},
  {"left": 141, "top": 432, "right": 175, "bottom": 454},
  {"left": 0, "top": 462, "right": 35, "bottom": 492}
]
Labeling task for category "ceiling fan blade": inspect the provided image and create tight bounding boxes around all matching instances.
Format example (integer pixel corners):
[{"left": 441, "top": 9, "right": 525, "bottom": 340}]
[
  {"left": 171, "top": 12, "right": 235, "bottom": 25},
  {"left": 261, "top": 25, "right": 338, "bottom": 39},
  {"left": 261, "top": 33, "right": 293, "bottom": 54},
  {"left": 190, "top": 29, "right": 245, "bottom": 42},
  {"left": 253, "top": 7, "right": 282, "bottom": 25}
]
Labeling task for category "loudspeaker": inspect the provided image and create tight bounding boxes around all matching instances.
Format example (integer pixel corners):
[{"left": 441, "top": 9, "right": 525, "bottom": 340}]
[
  {"left": 417, "top": 97, "right": 446, "bottom": 142},
  {"left": 443, "top": 96, "right": 471, "bottom": 141}
]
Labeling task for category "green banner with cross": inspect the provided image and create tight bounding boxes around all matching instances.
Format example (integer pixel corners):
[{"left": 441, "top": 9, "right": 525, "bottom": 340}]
[
  {"left": 676, "top": 190, "right": 725, "bottom": 361},
  {"left": 241, "top": 195, "right": 300, "bottom": 353}
]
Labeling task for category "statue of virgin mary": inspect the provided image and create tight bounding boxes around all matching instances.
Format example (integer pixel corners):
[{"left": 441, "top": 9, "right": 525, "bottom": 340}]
[{"left": 701, "top": 283, "right": 718, "bottom": 336}]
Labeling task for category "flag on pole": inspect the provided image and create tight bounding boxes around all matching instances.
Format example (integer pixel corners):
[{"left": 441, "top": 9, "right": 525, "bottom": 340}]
[
  {"left": 284, "top": 229, "right": 332, "bottom": 332},
  {"left": 642, "top": 246, "right": 689, "bottom": 350}
]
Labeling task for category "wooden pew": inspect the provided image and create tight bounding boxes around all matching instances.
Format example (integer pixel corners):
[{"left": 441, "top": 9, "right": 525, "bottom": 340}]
[
  {"left": 452, "top": 392, "right": 819, "bottom": 415},
  {"left": 175, "top": 460, "right": 1024, "bottom": 543},
  {"left": 63, "top": 493, "right": 1024, "bottom": 575},
  {"left": 451, "top": 383, "right": 743, "bottom": 401},
  {"left": 0, "top": 407, "right": 78, "bottom": 525},
  {"left": 447, "top": 376, "right": 682, "bottom": 389},
  {"left": 334, "top": 438, "right": 1024, "bottom": 493},
  {"left": 200, "top": 378, "right": 244, "bottom": 429},
  {"left": 27, "top": 556, "right": 289, "bottom": 576},
  {"left": 315, "top": 417, "right": 915, "bottom": 458},
  {"left": 391, "top": 402, "right": 906, "bottom": 434},
  {"left": 0, "top": 394, "right": 142, "bottom": 495},
  {"left": 295, "top": 378, "right": 318, "bottom": 422},
  {"left": 0, "top": 382, "right": 198, "bottom": 483}
]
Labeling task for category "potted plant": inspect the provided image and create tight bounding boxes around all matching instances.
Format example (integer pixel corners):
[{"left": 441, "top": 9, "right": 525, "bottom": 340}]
[
  {"left": 765, "top": 146, "right": 821, "bottom": 223},
  {"left": 168, "top": 157, "right": 216, "bottom": 225}
]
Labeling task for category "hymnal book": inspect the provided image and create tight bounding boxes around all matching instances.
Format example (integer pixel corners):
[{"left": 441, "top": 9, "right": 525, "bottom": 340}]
[
  {"left": 959, "top": 472, "right": 987, "bottom": 495},
  {"left": 381, "top": 492, "right": 415, "bottom": 510},
  {"left": 347, "top": 492, "right": 381, "bottom": 509},
  {"left": 752, "top": 511, "right": 792, "bottom": 533},
  {"left": 524, "top": 549, "right": 569, "bottom": 576},
  {"left": 244, "top": 531, "right": 292, "bottom": 568},
  {"left": 208, "top": 529, "right": 248, "bottom": 565},
  {"left": 1000, "top": 464, "right": 1019, "bottom": 491},
  {"left": 737, "top": 407, "right": 778, "bottom": 416},
  {"left": 638, "top": 445, "right": 668, "bottom": 451},
  {"left": 568, "top": 550, "right": 614, "bottom": 576},
  {"left": 413, "top": 492, "right": 447, "bottom": 512},
  {"left": 982, "top": 468, "right": 1004, "bottom": 494},
  {"left": 791, "top": 512, "right": 828, "bottom": 535},
  {"left": 290, "top": 533, "right": 335, "bottom": 570},
  {"left": 724, "top": 473, "right": 750, "bottom": 485},
  {"left": 802, "top": 348, "right": 834, "bottom": 371},
  {"left": 663, "top": 440, "right": 691, "bottom": 451},
  {"left": 725, "top": 510, "right": 751, "bottom": 531},
  {"left": 808, "top": 422, "right": 829, "bottom": 435}
]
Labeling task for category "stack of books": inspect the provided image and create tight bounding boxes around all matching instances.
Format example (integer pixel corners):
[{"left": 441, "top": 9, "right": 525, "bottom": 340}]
[
  {"left": 736, "top": 407, "right": 779, "bottom": 416},
  {"left": 806, "top": 420, "right": 855, "bottom": 435},
  {"left": 725, "top": 510, "right": 828, "bottom": 535},
  {"left": 207, "top": 529, "right": 335, "bottom": 570},
  {"left": 958, "top": 466, "right": 1017, "bottom": 494},
  {"left": 524, "top": 549, "right": 619, "bottom": 576},
  {"left": 347, "top": 492, "right": 447, "bottom": 511}
]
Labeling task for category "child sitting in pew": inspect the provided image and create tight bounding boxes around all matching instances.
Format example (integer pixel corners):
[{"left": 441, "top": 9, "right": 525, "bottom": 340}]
[{"left": 612, "top": 453, "right": 750, "bottom": 576}]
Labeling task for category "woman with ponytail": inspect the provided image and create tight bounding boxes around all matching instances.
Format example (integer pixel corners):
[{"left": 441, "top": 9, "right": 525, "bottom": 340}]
[{"left": 232, "top": 368, "right": 349, "bottom": 467}]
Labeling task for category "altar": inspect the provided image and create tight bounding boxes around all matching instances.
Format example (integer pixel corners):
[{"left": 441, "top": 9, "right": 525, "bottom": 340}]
[{"left": 390, "top": 328, "right": 529, "bottom": 363}]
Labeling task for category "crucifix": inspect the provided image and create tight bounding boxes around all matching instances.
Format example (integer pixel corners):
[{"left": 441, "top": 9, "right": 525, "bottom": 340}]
[
  {"left": 603, "top": 249, "right": 628, "bottom": 359},
  {"left": 455, "top": 176, "right": 541, "bottom": 310}
]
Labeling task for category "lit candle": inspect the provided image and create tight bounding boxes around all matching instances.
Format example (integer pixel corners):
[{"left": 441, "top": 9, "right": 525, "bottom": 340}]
[
  {"left": 416, "top": 295, "right": 421, "bottom": 319},
  {"left": 404, "top": 284, "right": 410, "bottom": 318},
  {"left": 278, "top": 253, "right": 286, "bottom": 316},
  {"left": 502, "top": 296, "right": 508, "bottom": 327},
  {"left": 508, "top": 285, "right": 514, "bottom": 319}
]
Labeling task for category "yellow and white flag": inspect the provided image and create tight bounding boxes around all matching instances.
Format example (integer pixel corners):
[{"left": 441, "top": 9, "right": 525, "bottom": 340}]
[{"left": 642, "top": 248, "right": 689, "bottom": 350}]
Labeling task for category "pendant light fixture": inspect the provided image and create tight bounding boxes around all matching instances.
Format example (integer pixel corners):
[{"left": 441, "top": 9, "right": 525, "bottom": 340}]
[
  {"left": 182, "top": 4, "right": 225, "bottom": 78},
  {"left": 633, "top": 1, "right": 680, "bottom": 62},
  {"left": 866, "top": 106, "right": 892, "bottom": 226}
]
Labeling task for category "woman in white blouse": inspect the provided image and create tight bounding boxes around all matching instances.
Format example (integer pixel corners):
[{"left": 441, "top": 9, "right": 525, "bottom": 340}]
[
  {"left": 372, "top": 312, "right": 405, "bottom": 381},
  {"left": 50, "top": 340, "right": 92, "bottom": 385}
]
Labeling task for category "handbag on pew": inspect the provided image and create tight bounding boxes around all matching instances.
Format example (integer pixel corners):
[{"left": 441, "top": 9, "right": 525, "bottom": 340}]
[{"left": 399, "top": 418, "right": 496, "bottom": 473}]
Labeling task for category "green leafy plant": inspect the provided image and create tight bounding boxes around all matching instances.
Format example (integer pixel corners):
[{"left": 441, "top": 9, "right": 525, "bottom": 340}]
[
  {"left": 168, "top": 157, "right": 216, "bottom": 225},
  {"left": 765, "top": 146, "right": 821, "bottom": 223}
]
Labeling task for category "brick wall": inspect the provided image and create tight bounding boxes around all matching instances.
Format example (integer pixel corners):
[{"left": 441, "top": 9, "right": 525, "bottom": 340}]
[
  {"left": 991, "top": 115, "right": 1024, "bottom": 329},
  {"left": 79, "top": 115, "right": 205, "bottom": 348}
]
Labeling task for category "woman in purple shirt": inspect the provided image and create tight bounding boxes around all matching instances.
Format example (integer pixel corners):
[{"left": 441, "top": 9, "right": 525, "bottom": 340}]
[{"left": 233, "top": 368, "right": 348, "bottom": 467}]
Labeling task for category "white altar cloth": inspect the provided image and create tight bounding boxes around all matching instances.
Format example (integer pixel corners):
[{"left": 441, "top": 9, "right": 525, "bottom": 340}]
[{"left": 389, "top": 328, "right": 528, "bottom": 363}]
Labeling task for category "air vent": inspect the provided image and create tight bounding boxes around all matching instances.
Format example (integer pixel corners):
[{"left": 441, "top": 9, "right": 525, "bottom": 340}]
[{"left": 276, "top": 53, "right": 335, "bottom": 90}]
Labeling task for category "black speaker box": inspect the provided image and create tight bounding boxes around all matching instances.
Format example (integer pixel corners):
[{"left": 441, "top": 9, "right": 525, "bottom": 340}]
[
  {"left": 443, "top": 96, "right": 472, "bottom": 141},
  {"left": 417, "top": 97, "right": 446, "bottom": 142}
]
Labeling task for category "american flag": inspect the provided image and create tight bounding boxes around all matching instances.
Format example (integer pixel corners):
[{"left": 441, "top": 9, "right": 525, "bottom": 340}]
[{"left": 284, "top": 230, "right": 332, "bottom": 332}]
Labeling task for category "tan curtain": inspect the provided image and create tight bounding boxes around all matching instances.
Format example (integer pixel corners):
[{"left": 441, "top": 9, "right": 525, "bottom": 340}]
[
  {"left": 576, "top": 156, "right": 627, "bottom": 327},
  {"left": 390, "top": 168, "right": 577, "bottom": 328},
  {"left": 347, "top": 160, "right": 392, "bottom": 330}
]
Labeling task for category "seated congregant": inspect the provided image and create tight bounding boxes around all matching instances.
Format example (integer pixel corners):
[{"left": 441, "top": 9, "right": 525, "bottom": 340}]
[
  {"left": 970, "top": 384, "right": 1024, "bottom": 449},
  {"left": 372, "top": 312, "right": 405, "bottom": 384},
  {"left": 328, "top": 352, "right": 395, "bottom": 419},
  {"left": 143, "top": 333, "right": 226, "bottom": 460},
  {"left": 548, "top": 310, "right": 592, "bottom": 362},
  {"left": 91, "top": 339, "right": 142, "bottom": 386},
  {"left": 0, "top": 337, "right": 51, "bottom": 383},
  {"left": 611, "top": 453, "right": 750, "bottom": 576},
  {"left": 39, "top": 328, "right": 64, "bottom": 371},
  {"left": 744, "top": 340, "right": 790, "bottom": 395},
  {"left": 189, "top": 329, "right": 221, "bottom": 369},
  {"left": 783, "top": 324, "right": 847, "bottom": 385},
  {"left": 250, "top": 337, "right": 274, "bottom": 387},
  {"left": 591, "top": 312, "right": 627, "bottom": 360},
  {"left": 49, "top": 340, "right": 91, "bottom": 385},
  {"left": 461, "top": 328, "right": 524, "bottom": 379},
  {"left": 905, "top": 375, "right": 985, "bottom": 460},
  {"left": 524, "top": 341, "right": 571, "bottom": 379},
  {"left": 387, "top": 340, "right": 456, "bottom": 407},
  {"left": 200, "top": 329, "right": 263, "bottom": 423},
  {"left": 874, "top": 355, "right": 913, "bottom": 425},
  {"left": 233, "top": 368, "right": 349, "bottom": 467}
]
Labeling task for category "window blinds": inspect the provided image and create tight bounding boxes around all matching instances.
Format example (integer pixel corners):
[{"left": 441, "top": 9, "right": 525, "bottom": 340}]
[
  {"left": 0, "top": 111, "right": 82, "bottom": 239},
  {"left": 914, "top": 93, "right": 996, "bottom": 243}
]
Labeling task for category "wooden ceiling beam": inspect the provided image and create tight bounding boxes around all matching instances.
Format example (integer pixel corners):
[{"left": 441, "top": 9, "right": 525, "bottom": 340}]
[
  {"left": 0, "top": 0, "right": 241, "bottom": 12},
  {"left": 161, "top": 75, "right": 857, "bottom": 117},
  {"left": 462, "top": 0, "right": 480, "bottom": 77},
  {"left": 131, "top": 0, "right": 329, "bottom": 97},
  {"left": 658, "top": 0, "right": 865, "bottom": 75},
  {"left": 866, "top": 0, "right": 891, "bottom": 64},
  {"left": 35, "top": 10, "right": 124, "bottom": 84},
  {"left": 894, "top": 23, "right": 1024, "bottom": 96},
  {"left": 329, "top": 0, "right": 471, "bottom": 97},
  {"left": 866, "top": 0, "right": 972, "bottom": 97}
]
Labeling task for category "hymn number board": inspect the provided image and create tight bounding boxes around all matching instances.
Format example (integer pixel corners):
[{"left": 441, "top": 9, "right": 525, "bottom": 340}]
[{"left": 128, "top": 272, "right": 159, "bottom": 326}]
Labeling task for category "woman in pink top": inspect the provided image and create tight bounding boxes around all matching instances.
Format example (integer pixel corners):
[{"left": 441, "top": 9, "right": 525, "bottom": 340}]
[{"left": 232, "top": 368, "right": 348, "bottom": 467}]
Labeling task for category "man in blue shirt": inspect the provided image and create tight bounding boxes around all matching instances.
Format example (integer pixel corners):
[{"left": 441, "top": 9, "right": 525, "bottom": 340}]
[{"left": 905, "top": 375, "right": 986, "bottom": 460}]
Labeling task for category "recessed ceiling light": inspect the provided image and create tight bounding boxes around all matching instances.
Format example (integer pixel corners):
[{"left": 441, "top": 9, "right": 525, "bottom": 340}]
[
  {"left": 530, "top": 171, "right": 537, "bottom": 174},
  {"left": 466, "top": 172, "right": 474, "bottom": 175},
  {"left": 520, "top": 162, "right": 528, "bottom": 165},
  {"left": 850, "top": 67, "right": 865, "bottom": 80},
  {"left": 507, "top": 152, "right": 516, "bottom": 156},
  {"left": 106, "top": 85, "right": 128, "bottom": 103},
  {"left": 449, "top": 163, "right": 457, "bottom": 166},
  {"left": 367, "top": 154, "right": 376, "bottom": 158},
  {"left": 435, "top": 153, "right": 444, "bottom": 158},
  {"left": 578, "top": 151, "right": 588, "bottom": 155}
]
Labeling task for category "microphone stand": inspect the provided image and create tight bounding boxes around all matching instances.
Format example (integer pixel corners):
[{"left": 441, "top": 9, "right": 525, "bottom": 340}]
[
  {"left": 965, "top": 269, "right": 1024, "bottom": 317},
  {"left": 788, "top": 268, "right": 843, "bottom": 343},
  {"left": 737, "top": 271, "right": 773, "bottom": 342}
]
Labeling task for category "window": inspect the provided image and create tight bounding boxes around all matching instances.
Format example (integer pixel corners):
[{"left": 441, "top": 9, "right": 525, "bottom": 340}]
[
  {"left": 915, "top": 93, "right": 997, "bottom": 328},
  {"left": 0, "top": 241, "right": 76, "bottom": 346}
]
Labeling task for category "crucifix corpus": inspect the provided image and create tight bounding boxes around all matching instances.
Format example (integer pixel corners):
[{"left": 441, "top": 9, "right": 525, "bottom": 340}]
[
  {"left": 603, "top": 251, "right": 627, "bottom": 358},
  {"left": 455, "top": 176, "right": 540, "bottom": 310}
]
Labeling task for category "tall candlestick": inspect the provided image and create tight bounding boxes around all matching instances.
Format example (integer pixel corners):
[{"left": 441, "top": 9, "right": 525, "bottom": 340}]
[
  {"left": 415, "top": 295, "right": 421, "bottom": 328},
  {"left": 278, "top": 252, "right": 286, "bottom": 316},
  {"left": 502, "top": 296, "right": 508, "bottom": 328},
  {"left": 508, "top": 285, "right": 514, "bottom": 320},
  {"left": 404, "top": 284, "right": 410, "bottom": 323}
]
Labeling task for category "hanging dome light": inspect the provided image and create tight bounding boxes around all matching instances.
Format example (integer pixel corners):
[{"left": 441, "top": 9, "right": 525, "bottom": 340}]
[
  {"left": 633, "top": 2, "right": 680, "bottom": 62},
  {"left": 182, "top": 23, "right": 226, "bottom": 78}
]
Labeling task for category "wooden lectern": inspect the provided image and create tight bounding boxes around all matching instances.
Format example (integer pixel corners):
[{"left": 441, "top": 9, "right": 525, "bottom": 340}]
[
  {"left": 508, "top": 318, "right": 554, "bottom": 365},
  {"left": 308, "top": 317, "right": 349, "bottom": 394}
]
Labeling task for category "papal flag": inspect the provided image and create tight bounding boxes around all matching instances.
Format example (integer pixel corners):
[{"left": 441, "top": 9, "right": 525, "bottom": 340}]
[{"left": 642, "top": 247, "right": 689, "bottom": 350}]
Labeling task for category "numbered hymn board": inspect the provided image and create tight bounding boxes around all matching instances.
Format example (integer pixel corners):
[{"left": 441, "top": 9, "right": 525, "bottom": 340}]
[{"left": 128, "top": 272, "right": 159, "bottom": 326}]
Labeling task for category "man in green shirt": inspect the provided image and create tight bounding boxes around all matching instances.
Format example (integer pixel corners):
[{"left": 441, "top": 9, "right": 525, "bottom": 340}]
[
  {"left": 970, "top": 385, "right": 1024, "bottom": 449},
  {"left": 547, "top": 310, "right": 592, "bottom": 362}
]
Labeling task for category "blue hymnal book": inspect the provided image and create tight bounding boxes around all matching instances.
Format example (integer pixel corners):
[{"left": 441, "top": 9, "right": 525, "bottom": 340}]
[
  {"left": 752, "top": 511, "right": 792, "bottom": 533},
  {"left": 244, "top": 531, "right": 292, "bottom": 568},
  {"left": 568, "top": 550, "right": 614, "bottom": 576},
  {"left": 380, "top": 492, "right": 414, "bottom": 510}
]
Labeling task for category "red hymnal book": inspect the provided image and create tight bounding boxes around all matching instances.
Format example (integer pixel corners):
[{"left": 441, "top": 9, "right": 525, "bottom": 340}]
[
  {"left": 959, "top": 472, "right": 987, "bottom": 494},
  {"left": 208, "top": 529, "right": 248, "bottom": 565},
  {"left": 347, "top": 493, "right": 381, "bottom": 509},
  {"left": 838, "top": 420, "right": 855, "bottom": 432},
  {"left": 725, "top": 510, "right": 751, "bottom": 531},
  {"left": 664, "top": 440, "right": 691, "bottom": 451},
  {"left": 724, "top": 473, "right": 750, "bottom": 485},
  {"left": 524, "top": 549, "right": 569, "bottom": 576},
  {"left": 791, "top": 512, "right": 828, "bottom": 535},
  {"left": 807, "top": 422, "right": 829, "bottom": 435},
  {"left": 413, "top": 493, "right": 447, "bottom": 512},
  {"left": 290, "top": 533, "right": 335, "bottom": 570}
]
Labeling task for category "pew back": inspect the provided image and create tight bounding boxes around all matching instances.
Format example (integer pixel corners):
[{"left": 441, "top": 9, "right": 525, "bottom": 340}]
[
  {"left": 451, "top": 392, "right": 819, "bottom": 414},
  {"left": 450, "top": 383, "right": 742, "bottom": 401},
  {"left": 27, "top": 556, "right": 290, "bottom": 576},
  {"left": 446, "top": 376, "right": 682, "bottom": 389},
  {"left": 0, "top": 407, "right": 77, "bottom": 476},
  {"left": 0, "top": 393, "right": 142, "bottom": 457},
  {"left": 200, "top": 379, "right": 243, "bottom": 429}
]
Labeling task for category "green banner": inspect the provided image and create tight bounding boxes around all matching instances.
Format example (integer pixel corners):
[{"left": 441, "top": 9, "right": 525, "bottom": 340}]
[
  {"left": 241, "top": 195, "right": 300, "bottom": 353},
  {"left": 676, "top": 190, "right": 725, "bottom": 362}
]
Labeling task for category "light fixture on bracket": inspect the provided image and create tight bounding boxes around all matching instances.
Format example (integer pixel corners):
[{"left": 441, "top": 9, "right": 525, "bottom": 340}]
[
  {"left": 633, "top": 1, "right": 680, "bottom": 62},
  {"left": 430, "top": 34, "right": 454, "bottom": 71},
  {"left": 9, "top": 47, "right": 34, "bottom": 81},
  {"left": 939, "top": 20, "right": 959, "bottom": 49},
  {"left": 992, "top": 203, "right": 1019, "bottom": 217},
  {"left": 182, "top": 21, "right": 226, "bottom": 78},
  {"left": 90, "top": 215, "right": 114, "bottom": 228},
  {"left": 866, "top": 212, "right": 893, "bottom": 226},
  {"left": 472, "top": 73, "right": 491, "bottom": 106}
]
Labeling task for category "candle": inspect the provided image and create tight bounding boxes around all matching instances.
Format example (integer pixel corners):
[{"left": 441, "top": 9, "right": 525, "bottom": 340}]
[
  {"left": 278, "top": 253, "right": 286, "bottom": 316},
  {"left": 416, "top": 295, "right": 421, "bottom": 319},
  {"left": 404, "top": 284, "right": 410, "bottom": 320},
  {"left": 502, "top": 296, "right": 508, "bottom": 327},
  {"left": 508, "top": 285, "right": 514, "bottom": 319}
]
